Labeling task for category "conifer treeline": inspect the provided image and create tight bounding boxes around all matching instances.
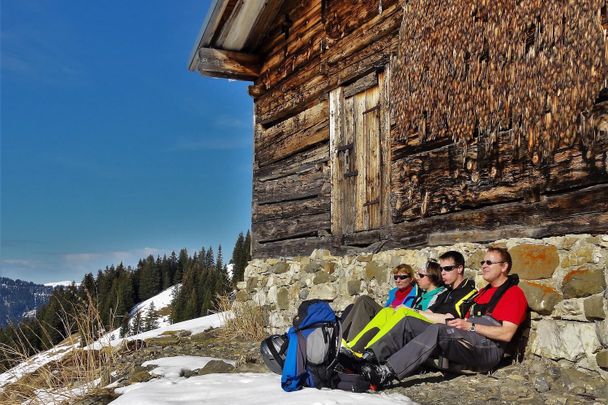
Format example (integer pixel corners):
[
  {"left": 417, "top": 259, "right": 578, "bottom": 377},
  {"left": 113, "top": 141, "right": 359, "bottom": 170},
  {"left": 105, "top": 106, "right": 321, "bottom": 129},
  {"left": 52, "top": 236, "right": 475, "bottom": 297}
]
[
  {"left": 170, "top": 246, "right": 229, "bottom": 323},
  {"left": 0, "top": 232, "right": 251, "bottom": 372},
  {"left": 231, "top": 231, "right": 251, "bottom": 285}
]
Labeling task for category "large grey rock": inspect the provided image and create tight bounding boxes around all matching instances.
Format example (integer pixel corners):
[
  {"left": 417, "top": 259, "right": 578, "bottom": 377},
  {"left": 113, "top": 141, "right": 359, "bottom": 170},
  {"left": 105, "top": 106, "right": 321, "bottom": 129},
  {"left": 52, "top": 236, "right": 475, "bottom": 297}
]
[
  {"left": 310, "top": 249, "right": 332, "bottom": 260},
  {"left": 347, "top": 280, "right": 361, "bottom": 296},
  {"left": 583, "top": 294, "right": 606, "bottom": 320},
  {"left": 597, "top": 319, "right": 608, "bottom": 347},
  {"left": 271, "top": 262, "right": 290, "bottom": 274},
  {"left": 266, "top": 285, "right": 277, "bottom": 304},
  {"left": 313, "top": 271, "right": 330, "bottom": 284},
  {"left": 302, "top": 260, "right": 322, "bottom": 273},
  {"left": 308, "top": 283, "right": 337, "bottom": 300},
  {"left": 197, "top": 360, "right": 235, "bottom": 375},
  {"left": 596, "top": 350, "right": 608, "bottom": 369},
  {"left": 562, "top": 267, "right": 606, "bottom": 298},
  {"left": 365, "top": 261, "right": 389, "bottom": 282},
  {"left": 277, "top": 287, "right": 289, "bottom": 310},
  {"left": 235, "top": 290, "right": 249, "bottom": 302},
  {"left": 552, "top": 298, "right": 585, "bottom": 321},
  {"left": 246, "top": 277, "right": 258, "bottom": 293},
  {"left": 529, "top": 319, "right": 601, "bottom": 362},
  {"left": 520, "top": 281, "right": 562, "bottom": 315}
]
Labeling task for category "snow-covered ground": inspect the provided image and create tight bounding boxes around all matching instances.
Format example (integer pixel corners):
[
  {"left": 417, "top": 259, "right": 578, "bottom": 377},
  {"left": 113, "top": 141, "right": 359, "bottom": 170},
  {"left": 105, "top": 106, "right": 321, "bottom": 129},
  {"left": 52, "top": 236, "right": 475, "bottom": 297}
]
[
  {"left": 129, "top": 285, "right": 177, "bottom": 318},
  {"left": 88, "top": 311, "right": 231, "bottom": 350},
  {"left": 109, "top": 356, "right": 416, "bottom": 405}
]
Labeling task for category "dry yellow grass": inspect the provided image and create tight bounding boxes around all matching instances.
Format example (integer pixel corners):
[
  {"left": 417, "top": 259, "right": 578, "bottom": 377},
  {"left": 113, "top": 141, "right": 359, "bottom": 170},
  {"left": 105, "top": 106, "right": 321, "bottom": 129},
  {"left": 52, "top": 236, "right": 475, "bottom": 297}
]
[
  {"left": 0, "top": 293, "right": 121, "bottom": 404},
  {"left": 215, "top": 295, "right": 267, "bottom": 342}
]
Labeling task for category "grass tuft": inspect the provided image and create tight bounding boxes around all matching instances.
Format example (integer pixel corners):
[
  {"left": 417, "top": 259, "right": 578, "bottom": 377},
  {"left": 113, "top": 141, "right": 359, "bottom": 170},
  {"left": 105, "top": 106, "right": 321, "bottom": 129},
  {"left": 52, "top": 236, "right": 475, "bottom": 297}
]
[
  {"left": 0, "top": 292, "right": 121, "bottom": 404},
  {"left": 215, "top": 295, "right": 267, "bottom": 342}
]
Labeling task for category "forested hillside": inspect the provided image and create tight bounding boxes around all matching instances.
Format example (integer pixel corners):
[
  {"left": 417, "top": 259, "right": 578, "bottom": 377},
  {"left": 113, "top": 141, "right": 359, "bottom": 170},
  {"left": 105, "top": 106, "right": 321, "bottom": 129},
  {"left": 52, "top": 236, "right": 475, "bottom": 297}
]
[
  {"left": 0, "top": 278, "right": 53, "bottom": 327},
  {"left": 0, "top": 232, "right": 251, "bottom": 372}
]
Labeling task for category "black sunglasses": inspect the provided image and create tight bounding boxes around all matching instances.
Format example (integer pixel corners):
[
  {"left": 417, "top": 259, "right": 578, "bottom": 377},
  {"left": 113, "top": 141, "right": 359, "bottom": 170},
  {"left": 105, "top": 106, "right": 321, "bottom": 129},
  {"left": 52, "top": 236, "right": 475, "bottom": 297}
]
[
  {"left": 393, "top": 274, "right": 411, "bottom": 280},
  {"left": 417, "top": 272, "right": 428, "bottom": 278},
  {"left": 480, "top": 260, "right": 506, "bottom": 266},
  {"left": 440, "top": 265, "right": 459, "bottom": 272}
]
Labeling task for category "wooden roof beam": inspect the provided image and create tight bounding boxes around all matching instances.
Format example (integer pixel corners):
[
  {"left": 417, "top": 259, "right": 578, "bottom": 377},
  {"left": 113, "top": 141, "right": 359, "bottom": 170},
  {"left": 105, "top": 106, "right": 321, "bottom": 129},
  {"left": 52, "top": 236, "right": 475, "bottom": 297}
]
[{"left": 194, "top": 47, "right": 261, "bottom": 81}]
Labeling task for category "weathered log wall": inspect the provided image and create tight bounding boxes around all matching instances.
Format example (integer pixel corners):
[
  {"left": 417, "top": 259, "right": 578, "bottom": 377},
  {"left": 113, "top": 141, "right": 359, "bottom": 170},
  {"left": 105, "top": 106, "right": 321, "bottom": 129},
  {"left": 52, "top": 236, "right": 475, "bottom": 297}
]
[
  {"left": 250, "top": 0, "right": 608, "bottom": 258},
  {"left": 252, "top": 0, "right": 400, "bottom": 256}
]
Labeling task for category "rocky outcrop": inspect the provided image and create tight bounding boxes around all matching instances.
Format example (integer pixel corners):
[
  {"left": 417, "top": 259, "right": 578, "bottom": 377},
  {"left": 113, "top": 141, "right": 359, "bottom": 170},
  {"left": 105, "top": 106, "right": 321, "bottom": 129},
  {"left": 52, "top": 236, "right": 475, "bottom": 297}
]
[{"left": 236, "top": 234, "right": 608, "bottom": 376}]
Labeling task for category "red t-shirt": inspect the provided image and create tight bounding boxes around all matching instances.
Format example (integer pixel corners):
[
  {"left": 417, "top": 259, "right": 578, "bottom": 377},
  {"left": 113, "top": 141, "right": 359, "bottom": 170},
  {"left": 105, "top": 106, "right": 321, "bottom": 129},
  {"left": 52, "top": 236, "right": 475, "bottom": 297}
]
[
  {"left": 391, "top": 285, "right": 413, "bottom": 308},
  {"left": 470, "top": 285, "right": 528, "bottom": 325}
]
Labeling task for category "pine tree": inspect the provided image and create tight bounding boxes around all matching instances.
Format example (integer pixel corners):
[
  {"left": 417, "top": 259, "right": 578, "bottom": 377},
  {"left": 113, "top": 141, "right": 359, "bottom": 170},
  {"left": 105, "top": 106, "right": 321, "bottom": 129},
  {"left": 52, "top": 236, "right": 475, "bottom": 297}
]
[
  {"left": 130, "top": 312, "right": 143, "bottom": 336},
  {"left": 144, "top": 302, "right": 159, "bottom": 331},
  {"left": 231, "top": 231, "right": 251, "bottom": 284},
  {"left": 120, "top": 312, "right": 131, "bottom": 337},
  {"left": 174, "top": 249, "right": 188, "bottom": 284},
  {"left": 202, "top": 246, "right": 213, "bottom": 269},
  {"left": 114, "top": 264, "right": 134, "bottom": 323},
  {"left": 170, "top": 284, "right": 186, "bottom": 323},
  {"left": 81, "top": 273, "right": 97, "bottom": 301},
  {"left": 139, "top": 255, "right": 161, "bottom": 301}
]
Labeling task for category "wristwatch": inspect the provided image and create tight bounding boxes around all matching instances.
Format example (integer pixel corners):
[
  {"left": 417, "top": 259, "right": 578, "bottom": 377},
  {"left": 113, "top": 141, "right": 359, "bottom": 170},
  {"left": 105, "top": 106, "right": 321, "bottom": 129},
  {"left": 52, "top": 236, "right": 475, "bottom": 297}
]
[{"left": 468, "top": 323, "right": 476, "bottom": 332}]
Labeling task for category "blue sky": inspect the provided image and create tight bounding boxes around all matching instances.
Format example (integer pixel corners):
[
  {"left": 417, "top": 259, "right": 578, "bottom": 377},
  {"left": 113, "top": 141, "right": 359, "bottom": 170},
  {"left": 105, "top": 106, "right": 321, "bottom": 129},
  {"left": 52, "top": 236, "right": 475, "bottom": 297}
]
[{"left": 1, "top": 1, "right": 253, "bottom": 284}]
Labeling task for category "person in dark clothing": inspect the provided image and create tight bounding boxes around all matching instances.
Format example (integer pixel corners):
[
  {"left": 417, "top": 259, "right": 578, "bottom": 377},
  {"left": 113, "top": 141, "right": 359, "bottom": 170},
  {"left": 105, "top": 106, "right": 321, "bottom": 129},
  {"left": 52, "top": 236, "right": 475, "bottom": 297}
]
[{"left": 361, "top": 247, "right": 528, "bottom": 387}]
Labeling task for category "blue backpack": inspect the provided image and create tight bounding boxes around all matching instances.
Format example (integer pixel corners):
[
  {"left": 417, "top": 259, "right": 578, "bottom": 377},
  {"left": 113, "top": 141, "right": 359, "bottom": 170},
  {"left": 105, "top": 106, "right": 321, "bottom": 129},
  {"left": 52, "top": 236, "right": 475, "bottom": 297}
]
[{"left": 281, "top": 299, "right": 341, "bottom": 392}]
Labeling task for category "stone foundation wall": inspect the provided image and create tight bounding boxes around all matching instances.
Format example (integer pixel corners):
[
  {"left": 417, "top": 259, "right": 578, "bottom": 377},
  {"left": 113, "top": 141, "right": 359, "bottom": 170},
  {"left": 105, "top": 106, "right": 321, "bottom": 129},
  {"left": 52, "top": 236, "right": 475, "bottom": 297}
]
[{"left": 235, "top": 234, "right": 608, "bottom": 375}]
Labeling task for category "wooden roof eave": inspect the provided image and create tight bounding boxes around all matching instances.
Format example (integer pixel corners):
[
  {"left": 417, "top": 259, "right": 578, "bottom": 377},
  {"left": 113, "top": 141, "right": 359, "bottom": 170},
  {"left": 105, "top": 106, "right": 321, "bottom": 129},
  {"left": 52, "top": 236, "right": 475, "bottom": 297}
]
[{"left": 188, "top": 0, "right": 286, "bottom": 82}]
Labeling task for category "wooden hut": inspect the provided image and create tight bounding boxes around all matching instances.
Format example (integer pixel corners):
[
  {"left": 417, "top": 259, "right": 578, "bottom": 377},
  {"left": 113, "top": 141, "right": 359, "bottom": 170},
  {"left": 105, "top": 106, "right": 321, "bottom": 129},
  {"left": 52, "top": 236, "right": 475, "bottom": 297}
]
[{"left": 189, "top": 0, "right": 608, "bottom": 258}]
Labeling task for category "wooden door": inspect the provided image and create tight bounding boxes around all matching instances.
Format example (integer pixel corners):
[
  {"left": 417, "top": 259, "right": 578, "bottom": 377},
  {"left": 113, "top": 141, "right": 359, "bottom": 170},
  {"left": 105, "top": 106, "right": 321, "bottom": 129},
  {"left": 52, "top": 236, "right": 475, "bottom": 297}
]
[{"left": 330, "top": 68, "right": 390, "bottom": 236}]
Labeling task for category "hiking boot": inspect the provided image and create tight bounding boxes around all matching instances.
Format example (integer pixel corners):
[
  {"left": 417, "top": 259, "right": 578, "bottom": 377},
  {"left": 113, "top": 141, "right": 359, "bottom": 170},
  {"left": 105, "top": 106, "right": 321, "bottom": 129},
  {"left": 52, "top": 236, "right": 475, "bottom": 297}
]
[
  {"left": 339, "top": 345, "right": 363, "bottom": 361},
  {"left": 361, "top": 349, "right": 377, "bottom": 364},
  {"left": 361, "top": 363, "right": 395, "bottom": 387}
]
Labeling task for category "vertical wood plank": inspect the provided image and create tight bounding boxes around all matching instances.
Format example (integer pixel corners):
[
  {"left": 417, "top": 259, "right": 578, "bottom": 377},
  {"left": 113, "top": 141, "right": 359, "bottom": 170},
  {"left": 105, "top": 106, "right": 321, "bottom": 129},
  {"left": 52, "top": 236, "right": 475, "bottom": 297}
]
[
  {"left": 329, "top": 87, "right": 343, "bottom": 236},
  {"left": 379, "top": 68, "right": 391, "bottom": 227},
  {"left": 354, "top": 91, "right": 367, "bottom": 232},
  {"left": 344, "top": 95, "right": 356, "bottom": 234},
  {"left": 365, "top": 85, "right": 381, "bottom": 229}
]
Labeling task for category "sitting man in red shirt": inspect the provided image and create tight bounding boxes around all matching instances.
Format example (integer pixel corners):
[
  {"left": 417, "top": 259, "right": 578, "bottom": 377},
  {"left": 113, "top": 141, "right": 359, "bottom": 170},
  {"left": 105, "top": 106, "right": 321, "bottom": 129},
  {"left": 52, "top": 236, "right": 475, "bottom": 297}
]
[{"left": 361, "top": 246, "right": 529, "bottom": 387}]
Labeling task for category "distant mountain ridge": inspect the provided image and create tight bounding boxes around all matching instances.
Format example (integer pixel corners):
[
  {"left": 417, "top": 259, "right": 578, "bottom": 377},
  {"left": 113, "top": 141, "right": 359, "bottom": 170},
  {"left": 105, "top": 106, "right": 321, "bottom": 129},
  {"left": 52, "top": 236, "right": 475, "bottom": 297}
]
[{"left": 0, "top": 277, "right": 54, "bottom": 327}]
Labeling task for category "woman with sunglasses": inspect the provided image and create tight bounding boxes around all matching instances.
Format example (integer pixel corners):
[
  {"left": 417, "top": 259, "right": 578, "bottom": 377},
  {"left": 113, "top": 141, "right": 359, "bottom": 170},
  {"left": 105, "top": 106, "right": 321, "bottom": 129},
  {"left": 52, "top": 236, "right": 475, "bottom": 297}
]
[
  {"left": 411, "top": 261, "right": 445, "bottom": 311},
  {"left": 385, "top": 264, "right": 419, "bottom": 308}
]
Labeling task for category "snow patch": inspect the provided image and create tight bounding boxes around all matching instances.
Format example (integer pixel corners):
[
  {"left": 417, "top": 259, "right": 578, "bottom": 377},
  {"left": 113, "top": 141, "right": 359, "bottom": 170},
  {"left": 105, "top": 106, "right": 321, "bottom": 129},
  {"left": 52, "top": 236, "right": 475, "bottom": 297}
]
[
  {"left": 88, "top": 311, "right": 232, "bottom": 350},
  {"left": 0, "top": 341, "right": 78, "bottom": 389},
  {"left": 142, "top": 356, "right": 236, "bottom": 379},
  {"left": 129, "top": 285, "right": 178, "bottom": 318},
  {"left": 110, "top": 373, "right": 416, "bottom": 405}
]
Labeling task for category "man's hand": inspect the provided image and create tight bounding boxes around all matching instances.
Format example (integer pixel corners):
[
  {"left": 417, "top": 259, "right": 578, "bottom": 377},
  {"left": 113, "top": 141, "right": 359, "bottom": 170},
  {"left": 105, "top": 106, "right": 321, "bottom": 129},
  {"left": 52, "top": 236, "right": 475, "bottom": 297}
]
[
  {"left": 446, "top": 318, "right": 472, "bottom": 330},
  {"left": 446, "top": 318, "right": 519, "bottom": 342}
]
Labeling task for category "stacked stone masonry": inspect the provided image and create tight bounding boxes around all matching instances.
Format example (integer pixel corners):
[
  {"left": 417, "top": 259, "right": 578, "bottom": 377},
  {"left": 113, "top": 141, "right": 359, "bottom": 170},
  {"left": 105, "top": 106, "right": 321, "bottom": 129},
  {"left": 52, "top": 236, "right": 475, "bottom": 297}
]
[{"left": 235, "top": 234, "right": 608, "bottom": 377}]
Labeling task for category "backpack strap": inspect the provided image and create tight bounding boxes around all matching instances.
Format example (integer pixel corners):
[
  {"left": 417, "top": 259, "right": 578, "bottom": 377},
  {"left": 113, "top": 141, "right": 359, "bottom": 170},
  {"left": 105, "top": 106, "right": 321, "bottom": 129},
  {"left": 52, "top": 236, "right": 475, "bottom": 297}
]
[
  {"left": 486, "top": 274, "right": 519, "bottom": 315},
  {"left": 266, "top": 334, "right": 288, "bottom": 370},
  {"left": 469, "top": 274, "right": 520, "bottom": 318}
]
